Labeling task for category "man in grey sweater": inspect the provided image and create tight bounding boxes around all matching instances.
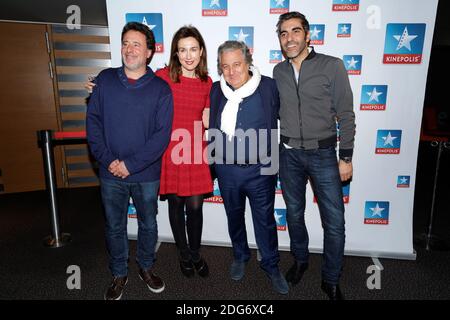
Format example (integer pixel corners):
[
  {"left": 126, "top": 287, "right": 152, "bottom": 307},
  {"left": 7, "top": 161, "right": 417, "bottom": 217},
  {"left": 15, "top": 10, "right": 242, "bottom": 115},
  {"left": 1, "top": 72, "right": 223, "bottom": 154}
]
[{"left": 273, "top": 11, "right": 356, "bottom": 300}]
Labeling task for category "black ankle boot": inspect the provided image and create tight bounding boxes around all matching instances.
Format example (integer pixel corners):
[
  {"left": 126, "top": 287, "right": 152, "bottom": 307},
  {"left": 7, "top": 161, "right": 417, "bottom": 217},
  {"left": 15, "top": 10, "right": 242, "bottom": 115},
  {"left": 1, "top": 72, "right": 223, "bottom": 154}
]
[
  {"left": 179, "top": 260, "right": 195, "bottom": 278},
  {"left": 285, "top": 261, "right": 308, "bottom": 286},
  {"left": 321, "top": 281, "right": 344, "bottom": 300},
  {"left": 193, "top": 258, "right": 209, "bottom": 277}
]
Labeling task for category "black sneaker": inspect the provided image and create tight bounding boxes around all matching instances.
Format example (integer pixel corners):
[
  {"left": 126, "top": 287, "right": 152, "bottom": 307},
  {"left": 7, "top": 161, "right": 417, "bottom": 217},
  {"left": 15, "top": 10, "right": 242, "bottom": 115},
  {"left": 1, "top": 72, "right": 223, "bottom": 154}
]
[
  {"left": 138, "top": 268, "right": 165, "bottom": 293},
  {"left": 193, "top": 258, "right": 209, "bottom": 277},
  {"left": 180, "top": 259, "right": 195, "bottom": 278},
  {"left": 321, "top": 280, "right": 344, "bottom": 300},
  {"left": 285, "top": 261, "right": 308, "bottom": 286},
  {"left": 104, "top": 276, "right": 128, "bottom": 300}
]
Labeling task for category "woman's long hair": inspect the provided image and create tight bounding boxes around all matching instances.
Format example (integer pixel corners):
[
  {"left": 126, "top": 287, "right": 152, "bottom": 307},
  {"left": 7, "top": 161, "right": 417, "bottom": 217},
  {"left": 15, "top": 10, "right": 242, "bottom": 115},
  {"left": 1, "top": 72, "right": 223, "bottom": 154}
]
[{"left": 169, "top": 25, "right": 208, "bottom": 83}]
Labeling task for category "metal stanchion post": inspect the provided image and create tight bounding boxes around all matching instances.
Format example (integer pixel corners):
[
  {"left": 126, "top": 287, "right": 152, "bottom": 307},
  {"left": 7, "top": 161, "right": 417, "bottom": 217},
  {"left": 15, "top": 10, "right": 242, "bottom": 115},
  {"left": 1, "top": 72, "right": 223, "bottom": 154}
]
[
  {"left": 415, "top": 140, "right": 450, "bottom": 251},
  {"left": 38, "top": 130, "right": 71, "bottom": 248},
  {"left": 425, "top": 141, "right": 443, "bottom": 250},
  {"left": 424, "top": 141, "right": 450, "bottom": 250}
]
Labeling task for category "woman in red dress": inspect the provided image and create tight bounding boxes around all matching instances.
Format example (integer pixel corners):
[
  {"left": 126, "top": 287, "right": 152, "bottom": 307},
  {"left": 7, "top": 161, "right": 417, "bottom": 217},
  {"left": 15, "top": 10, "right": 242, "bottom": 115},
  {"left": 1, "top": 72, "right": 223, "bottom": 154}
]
[{"left": 156, "top": 26, "right": 213, "bottom": 278}]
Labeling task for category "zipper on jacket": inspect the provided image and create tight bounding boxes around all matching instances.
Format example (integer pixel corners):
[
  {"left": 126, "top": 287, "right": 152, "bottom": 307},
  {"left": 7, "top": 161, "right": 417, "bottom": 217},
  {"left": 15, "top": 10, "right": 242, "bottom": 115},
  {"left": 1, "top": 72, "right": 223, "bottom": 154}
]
[{"left": 290, "top": 62, "right": 304, "bottom": 147}]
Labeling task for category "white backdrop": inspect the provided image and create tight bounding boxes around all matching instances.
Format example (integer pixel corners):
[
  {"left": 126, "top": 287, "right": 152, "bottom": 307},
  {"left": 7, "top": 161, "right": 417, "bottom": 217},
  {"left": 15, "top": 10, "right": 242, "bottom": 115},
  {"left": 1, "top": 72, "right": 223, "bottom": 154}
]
[{"left": 106, "top": 0, "right": 438, "bottom": 260}]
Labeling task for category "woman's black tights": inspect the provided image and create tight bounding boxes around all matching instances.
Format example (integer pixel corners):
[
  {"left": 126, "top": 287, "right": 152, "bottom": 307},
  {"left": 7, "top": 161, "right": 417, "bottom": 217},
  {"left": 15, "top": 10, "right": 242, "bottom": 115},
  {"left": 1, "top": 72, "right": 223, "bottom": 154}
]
[{"left": 166, "top": 194, "right": 204, "bottom": 262}]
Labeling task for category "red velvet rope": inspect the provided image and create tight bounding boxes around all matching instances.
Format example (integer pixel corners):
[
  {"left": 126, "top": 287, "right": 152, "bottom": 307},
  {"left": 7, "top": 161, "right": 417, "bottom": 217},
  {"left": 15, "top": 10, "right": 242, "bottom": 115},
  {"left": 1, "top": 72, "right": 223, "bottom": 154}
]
[{"left": 53, "top": 131, "right": 86, "bottom": 139}]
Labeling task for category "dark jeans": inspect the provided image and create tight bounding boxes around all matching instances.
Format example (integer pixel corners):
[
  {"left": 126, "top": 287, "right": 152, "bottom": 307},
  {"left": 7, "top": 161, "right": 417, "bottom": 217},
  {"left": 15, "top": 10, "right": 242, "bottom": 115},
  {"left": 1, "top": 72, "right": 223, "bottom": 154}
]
[
  {"left": 279, "top": 145, "right": 345, "bottom": 285},
  {"left": 100, "top": 178, "right": 159, "bottom": 277},
  {"left": 216, "top": 164, "right": 280, "bottom": 275}
]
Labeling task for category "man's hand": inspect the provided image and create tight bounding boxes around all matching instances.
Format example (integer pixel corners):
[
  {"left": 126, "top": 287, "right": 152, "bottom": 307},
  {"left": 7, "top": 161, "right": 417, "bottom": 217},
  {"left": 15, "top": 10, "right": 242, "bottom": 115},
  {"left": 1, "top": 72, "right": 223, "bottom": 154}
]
[
  {"left": 338, "top": 160, "right": 353, "bottom": 182},
  {"left": 108, "top": 159, "right": 120, "bottom": 173},
  {"left": 109, "top": 161, "right": 130, "bottom": 179}
]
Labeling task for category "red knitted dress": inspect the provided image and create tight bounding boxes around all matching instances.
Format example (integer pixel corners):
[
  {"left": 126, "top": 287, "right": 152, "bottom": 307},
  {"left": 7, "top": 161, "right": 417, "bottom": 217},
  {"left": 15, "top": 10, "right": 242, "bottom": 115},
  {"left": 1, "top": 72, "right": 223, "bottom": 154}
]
[{"left": 156, "top": 67, "right": 213, "bottom": 196}]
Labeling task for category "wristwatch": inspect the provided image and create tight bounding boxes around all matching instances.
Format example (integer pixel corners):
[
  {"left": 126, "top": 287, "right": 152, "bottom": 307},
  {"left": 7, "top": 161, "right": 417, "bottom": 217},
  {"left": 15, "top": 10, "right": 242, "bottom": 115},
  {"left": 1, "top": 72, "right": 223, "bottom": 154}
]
[{"left": 340, "top": 156, "right": 352, "bottom": 163}]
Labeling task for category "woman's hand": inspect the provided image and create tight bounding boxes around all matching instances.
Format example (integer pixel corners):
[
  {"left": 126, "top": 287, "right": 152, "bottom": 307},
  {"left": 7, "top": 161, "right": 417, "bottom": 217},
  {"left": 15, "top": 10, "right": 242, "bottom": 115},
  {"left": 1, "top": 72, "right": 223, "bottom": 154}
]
[
  {"left": 85, "top": 76, "right": 96, "bottom": 93},
  {"left": 202, "top": 108, "right": 210, "bottom": 129}
]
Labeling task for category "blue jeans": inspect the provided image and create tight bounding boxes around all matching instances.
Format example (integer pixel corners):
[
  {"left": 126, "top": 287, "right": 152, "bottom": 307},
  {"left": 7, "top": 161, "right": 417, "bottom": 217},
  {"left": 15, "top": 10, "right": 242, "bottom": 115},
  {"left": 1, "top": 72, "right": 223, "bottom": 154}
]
[
  {"left": 216, "top": 164, "right": 280, "bottom": 275},
  {"left": 100, "top": 178, "right": 159, "bottom": 277},
  {"left": 279, "top": 145, "right": 345, "bottom": 285}
]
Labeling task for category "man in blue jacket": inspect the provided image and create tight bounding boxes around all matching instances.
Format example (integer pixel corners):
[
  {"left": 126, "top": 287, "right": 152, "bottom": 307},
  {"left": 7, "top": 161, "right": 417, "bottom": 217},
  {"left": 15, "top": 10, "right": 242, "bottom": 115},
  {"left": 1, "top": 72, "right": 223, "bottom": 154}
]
[
  {"left": 208, "top": 41, "right": 288, "bottom": 295},
  {"left": 86, "top": 22, "right": 173, "bottom": 300}
]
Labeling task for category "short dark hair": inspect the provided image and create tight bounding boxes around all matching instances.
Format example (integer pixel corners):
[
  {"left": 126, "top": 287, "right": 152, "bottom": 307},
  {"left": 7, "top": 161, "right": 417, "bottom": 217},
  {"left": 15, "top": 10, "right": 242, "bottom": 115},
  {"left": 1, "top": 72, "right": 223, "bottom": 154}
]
[
  {"left": 276, "top": 11, "right": 310, "bottom": 36},
  {"left": 169, "top": 25, "right": 208, "bottom": 83},
  {"left": 121, "top": 22, "right": 156, "bottom": 64}
]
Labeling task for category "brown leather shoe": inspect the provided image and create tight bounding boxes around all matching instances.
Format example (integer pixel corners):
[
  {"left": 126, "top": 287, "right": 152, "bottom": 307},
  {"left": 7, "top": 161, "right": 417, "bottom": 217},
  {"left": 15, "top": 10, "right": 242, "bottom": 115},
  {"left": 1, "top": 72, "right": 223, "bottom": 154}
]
[
  {"left": 138, "top": 268, "right": 165, "bottom": 293},
  {"left": 104, "top": 276, "right": 128, "bottom": 300}
]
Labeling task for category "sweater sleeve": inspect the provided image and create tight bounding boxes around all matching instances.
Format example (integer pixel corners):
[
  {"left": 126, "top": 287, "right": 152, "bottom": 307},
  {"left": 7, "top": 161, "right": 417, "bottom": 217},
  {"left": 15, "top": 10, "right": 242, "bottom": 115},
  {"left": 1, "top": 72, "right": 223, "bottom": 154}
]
[
  {"left": 272, "top": 79, "right": 281, "bottom": 120},
  {"left": 86, "top": 75, "right": 116, "bottom": 169},
  {"left": 205, "top": 77, "right": 213, "bottom": 109},
  {"left": 333, "top": 58, "right": 356, "bottom": 158},
  {"left": 208, "top": 82, "right": 220, "bottom": 131},
  {"left": 122, "top": 88, "right": 174, "bottom": 175}
]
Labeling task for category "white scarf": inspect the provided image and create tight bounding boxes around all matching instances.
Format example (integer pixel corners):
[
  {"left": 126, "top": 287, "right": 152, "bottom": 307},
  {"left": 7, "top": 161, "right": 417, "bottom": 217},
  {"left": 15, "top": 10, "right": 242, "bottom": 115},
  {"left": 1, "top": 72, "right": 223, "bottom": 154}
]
[{"left": 220, "top": 66, "right": 261, "bottom": 140}]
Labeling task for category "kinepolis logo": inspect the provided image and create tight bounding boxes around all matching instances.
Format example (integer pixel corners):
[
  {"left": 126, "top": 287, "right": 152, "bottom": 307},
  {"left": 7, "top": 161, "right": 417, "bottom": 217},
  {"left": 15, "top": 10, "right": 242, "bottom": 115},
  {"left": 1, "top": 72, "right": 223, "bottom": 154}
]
[
  {"left": 270, "top": 0, "right": 289, "bottom": 14},
  {"left": 397, "top": 175, "right": 410, "bottom": 188},
  {"left": 309, "top": 24, "right": 325, "bottom": 45},
  {"left": 342, "top": 184, "right": 350, "bottom": 203},
  {"left": 332, "top": 0, "right": 359, "bottom": 12},
  {"left": 360, "top": 85, "right": 388, "bottom": 111},
  {"left": 125, "top": 13, "right": 164, "bottom": 52},
  {"left": 375, "top": 130, "right": 402, "bottom": 154},
  {"left": 337, "top": 23, "right": 352, "bottom": 38},
  {"left": 128, "top": 202, "right": 137, "bottom": 219},
  {"left": 343, "top": 55, "right": 362, "bottom": 75},
  {"left": 229, "top": 27, "right": 254, "bottom": 53},
  {"left": 269, "top": 50, "right": 283, "bottom": 64},
  {"left": 383, "top": 23, "right": 426, "bottom": 64},
  {"left": 202, "top": 0, "right": 228, "bottom": 17},
  {"left": 313, "top": 184, "right": 350, "bottom": 204},
  {"left": 204, "top": 179, "right": 223, "bottom": 203},
  {"left": 275, "top": 177, "right": 282, "bottom": 194},
  {"left": 364, "top": 201, "right": 389, "bottom": 225},
  {"left": 274, "top": 209, "right": 287, "bottom": 231}
]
